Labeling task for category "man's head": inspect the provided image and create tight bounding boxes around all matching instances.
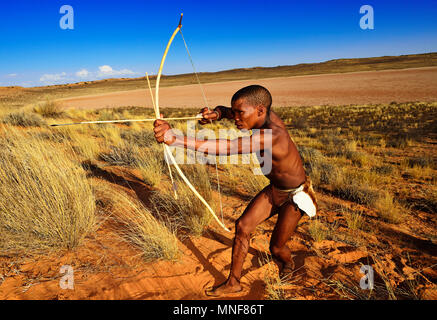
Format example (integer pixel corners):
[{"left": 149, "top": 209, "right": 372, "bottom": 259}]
[{"left": 231, "top": 85, "right": 272, "bottom": 130}]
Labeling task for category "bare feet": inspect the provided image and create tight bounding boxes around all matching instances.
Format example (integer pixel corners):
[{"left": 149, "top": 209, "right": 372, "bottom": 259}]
[
  {"left": 279, "top": 260, "right": 295, "bottom": 279},
  {"left": 205, "top": 280, "right": 243, "bottom": 297}
]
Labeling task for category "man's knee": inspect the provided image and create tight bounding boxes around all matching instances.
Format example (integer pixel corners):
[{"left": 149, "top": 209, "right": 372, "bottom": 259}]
[
  {"left": 269, "top": 244, "right": 284, "bottom": 258},
  {"left": 235, "top": 218, "right": 252, "bottom": 238}
]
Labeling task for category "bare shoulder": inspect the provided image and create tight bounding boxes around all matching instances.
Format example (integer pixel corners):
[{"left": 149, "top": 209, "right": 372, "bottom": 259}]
[
  {"left": 274, "top": 124, "right": 291, "bottom": 143},
  {"left": 269, "top": 111, "right": 287, "bottom": 129}
]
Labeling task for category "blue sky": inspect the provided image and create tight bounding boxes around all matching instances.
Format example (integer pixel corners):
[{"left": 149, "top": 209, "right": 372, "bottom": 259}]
[{"left": 1, "top": 0, "right": 436, "bottom": 87}]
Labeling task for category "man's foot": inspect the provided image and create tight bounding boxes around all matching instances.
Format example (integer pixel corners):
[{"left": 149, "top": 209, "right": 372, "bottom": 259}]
[
  {"left": 205, "top": 281, "right": 243, "bottom": 297},
  {"left": 279, "top": 261, "right": 295, "bottom": 279}
]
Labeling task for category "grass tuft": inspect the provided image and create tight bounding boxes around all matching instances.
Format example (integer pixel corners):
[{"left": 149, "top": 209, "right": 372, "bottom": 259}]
[
  {"left": 0, "top": 126, "right": 96, "bottom": 251},
  {"left": 1, "top": 111, "right": 47, "bottom": 127}
]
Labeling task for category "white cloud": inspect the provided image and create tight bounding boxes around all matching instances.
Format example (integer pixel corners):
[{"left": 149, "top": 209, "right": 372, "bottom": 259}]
[
  {"left": 97, "top": 65, "right": 136, "bottom": 77},
  {"left": 98, "top": 65, "right": 113, "bottom": 74},
  {"left": 40, "top": 72, "right": 67, "bottom": 83},
  {"left": 75, "top": 69, "right": 90, "bottom": 78},
  {"left": 7, "top": 73, "right": 17, "bottom": 77},
  {"left": 38, "top": 65, "right": 138, "bottom": 85}
]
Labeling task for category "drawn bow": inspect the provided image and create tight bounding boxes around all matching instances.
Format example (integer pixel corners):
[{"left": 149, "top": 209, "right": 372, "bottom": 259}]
[{"left": 152, "top": 14, "right": 230, "bottom": 232}]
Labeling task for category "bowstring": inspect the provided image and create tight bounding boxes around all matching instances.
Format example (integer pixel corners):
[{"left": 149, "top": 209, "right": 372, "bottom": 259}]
[
  {"left": 146, "top": 72, "right": 178, "bottom": 199},
  {"left": 179, "top": 30, "right": 224, "bottom": 225}
]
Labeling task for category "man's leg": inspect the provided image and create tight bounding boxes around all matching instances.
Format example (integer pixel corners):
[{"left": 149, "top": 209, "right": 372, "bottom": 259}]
[
  {"left": 206, "top": 185, "right": 275, "bottom": 296},
  {"left": 269, "top": 202, "right": 302, "bottom": 276}
]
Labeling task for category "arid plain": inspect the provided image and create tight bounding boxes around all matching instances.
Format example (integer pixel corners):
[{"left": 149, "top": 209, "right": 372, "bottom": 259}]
[{"left": 0, "top": 54, "right": 436, "bottom": 300}]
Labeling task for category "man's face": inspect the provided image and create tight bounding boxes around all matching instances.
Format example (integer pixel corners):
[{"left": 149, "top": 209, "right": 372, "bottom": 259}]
[{"left": 231, "top": 98, "right": 260, "bottom": 130}]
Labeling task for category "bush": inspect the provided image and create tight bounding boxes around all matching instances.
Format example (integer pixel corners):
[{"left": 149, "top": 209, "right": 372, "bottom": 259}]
[
  {"left": 0, "top": 127, "right": 96, "bottom": 251},
  {"left": 371, "top": 165, "right": 395, "bottom": 175},
  {"left": 99, "top": 143, "right": 141, "bottom": 166},
  {"left": 33, "top": 100, "right": 65, "bottom": 118},
  {"left": 120, "top": 128, "right": 155, "bottom": 148},
  {"left": 374, "top": 192, "right": 404, "bottom": 224},
  {"left": 333, "top": 178, "right": 379, "bottom": 206},
  {"left": 1, "top": 111, "right": 46, "bottom": 127},
  {"left": 95, "top": 183, "right": 179, "bottom": 262},
  {"left": 137, "top": 147, "right": 165, "bottom": 187},
  {"left": 386, "top": 134, "right": 412, "bottom": 148}
]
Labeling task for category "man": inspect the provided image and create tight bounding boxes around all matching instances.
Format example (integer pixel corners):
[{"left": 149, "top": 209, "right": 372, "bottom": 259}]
[{"left": 154, "top": 85, "right": 317, "bottom": 296}]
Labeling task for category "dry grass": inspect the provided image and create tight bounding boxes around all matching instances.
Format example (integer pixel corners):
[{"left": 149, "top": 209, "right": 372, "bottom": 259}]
[
  {"left": 70, "top": 133, "right": 102, "bottom": 161},
  {"left": 343, "top": 209, "right": 367, "bottom": 231},
  {"left": 374, "top": 192, "right": 405, "bottom": 224},
  {"left": 307, "top": 217, "right": 339, "bottom": 242},
  {"left": 1, "top": 110, "right": 47, "bottom": 127},
  {"left": 99, "top": 143, "right": 140, "bottom": 166},
  {"left": 150, "top": 173, "right": 214, "bottom": 237},
  {"left": 308, "top": 219, "right": 329, "bottom": 242},
  {"left": 94, "top": 183, "right": 180, "bottom": 262},
  {"left": 136, "top": 146, "right": 165, "bottom": 187},
  {"left": 258, "top": 253, "right": 287, "bottom": 300},
  {"left": 33, "top": 100, "right": 65, "bottom": 118},
  {"left": 0, "top": 126, "right": 96, "bottom": 251}
]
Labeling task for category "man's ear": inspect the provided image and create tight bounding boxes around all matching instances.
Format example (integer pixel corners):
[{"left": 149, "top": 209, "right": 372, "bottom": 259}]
[{"left": 257, "top": 105, "right": 266, "bottom": 116}]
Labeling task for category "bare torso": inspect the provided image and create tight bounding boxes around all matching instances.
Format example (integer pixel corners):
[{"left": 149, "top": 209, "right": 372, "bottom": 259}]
[{"left": 260, "top": 111, "right": 306, "bottom": 189}]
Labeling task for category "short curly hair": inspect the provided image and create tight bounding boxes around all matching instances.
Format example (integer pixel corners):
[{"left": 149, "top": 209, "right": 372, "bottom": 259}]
[{"left": 231, "top": 85, "right": 272, "bottom": 113}]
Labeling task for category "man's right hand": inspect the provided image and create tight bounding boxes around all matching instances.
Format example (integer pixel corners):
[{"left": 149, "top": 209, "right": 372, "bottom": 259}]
[{"left": 198, "top": 107, "right": 220, "bottom": 125}]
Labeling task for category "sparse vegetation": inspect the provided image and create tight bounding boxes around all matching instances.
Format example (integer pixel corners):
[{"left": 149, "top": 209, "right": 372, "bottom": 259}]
[
  {"left": 94, "top": 183, "right": 180, "bottom": 262},
  {"left": 150, "top": 173, "right": 214, "bottom": 237},
  {"left": 1, "top": 110, "right": 46, "bottom": 127},
  {"left": 0, "top": 126, "right": 96, "bottom": 251},
  {"left": 33, "top": 100, "right": 65, "bottom": 118}
]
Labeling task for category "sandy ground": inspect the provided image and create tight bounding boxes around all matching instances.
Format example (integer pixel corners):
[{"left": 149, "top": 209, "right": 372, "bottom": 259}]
[
  {"left": 1, "top": 163, "right": 436, "bottom": 300},
  {"left": 58, "top": 67, "right": 437, "bottom": 110}
]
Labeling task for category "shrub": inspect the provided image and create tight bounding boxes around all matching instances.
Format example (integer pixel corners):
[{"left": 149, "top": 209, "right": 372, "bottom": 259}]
[
  {"left": 386, "top": 134, "right": 412, "bottom": 148},
  {"left": 333, "top": 178, "right": 379, "bottom": 206},
  {"left": 374, "top": 192, "right": 405, "bottom": 224},
  {"left": 99, "top": 143, "right": 140, "bottom": 166},
  {"left": 1, "top": 111, "right": 46, "bottom": 127},
  {"left": 33, "top": 100, "right": 65, "bottom": 118},
  {"left": 120, "top": 128, "right": 155, "bottom": 148},
  {"left": 0, "top": 127, "right": 96, "bottom": 251},
  {"left": 95, "top": 183, "right": 179, "bottom": 262},
  {"left": 136, "top": 147, "right": 165, "bottom": 187},
  {"left": 371, "top": 165, "right": 395, "bottom": 175}
]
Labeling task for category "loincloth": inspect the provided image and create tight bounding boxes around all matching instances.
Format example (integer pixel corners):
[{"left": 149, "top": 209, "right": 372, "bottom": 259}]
[{"left": 271, "top": 176, "right": 317, "bottom": 217}]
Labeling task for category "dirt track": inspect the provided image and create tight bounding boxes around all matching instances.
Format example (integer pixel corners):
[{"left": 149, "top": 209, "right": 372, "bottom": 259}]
[{"left": 58, "top": 67, "right": 437, "bottom": 110}]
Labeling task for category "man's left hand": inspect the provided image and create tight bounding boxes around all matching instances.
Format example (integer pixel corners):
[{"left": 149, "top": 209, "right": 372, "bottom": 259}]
[{"left": 153, "top": 119, "right": 176, "bottom": 145}]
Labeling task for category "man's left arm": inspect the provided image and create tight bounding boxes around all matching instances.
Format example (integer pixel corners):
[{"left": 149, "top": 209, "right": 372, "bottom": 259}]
[{"left": 154, "top": 120, "right": 272, "bottom": 156}]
